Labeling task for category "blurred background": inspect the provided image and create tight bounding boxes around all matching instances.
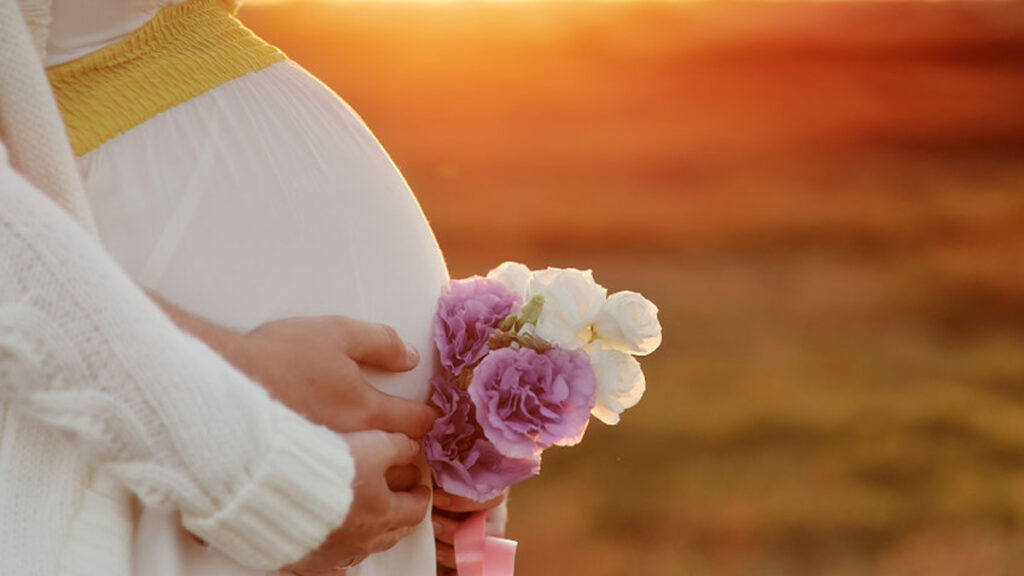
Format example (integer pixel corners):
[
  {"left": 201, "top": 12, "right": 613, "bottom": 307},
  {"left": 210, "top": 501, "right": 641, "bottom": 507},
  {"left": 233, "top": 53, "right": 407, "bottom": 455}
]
[{"left": 240, "top": 2, "right": 1024, "bottom": 574}]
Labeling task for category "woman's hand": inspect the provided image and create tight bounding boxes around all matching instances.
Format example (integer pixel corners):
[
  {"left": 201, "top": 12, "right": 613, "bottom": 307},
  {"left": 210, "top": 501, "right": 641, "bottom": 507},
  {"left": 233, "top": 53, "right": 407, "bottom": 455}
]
[
  {"left": 230, "top": 315, "right": 438, "bottom": 437},
  {"left": 285, "top": 431, "right": 432, "bottom": 575},
  {"left": 152, "top": 296, "right": 438, "bottom": 570},
  {"left": 431, "top": 488, "right": 508, "bottom": 574},
  {"left": 150, "top": 293, "right": 438, "bottom": 439}
]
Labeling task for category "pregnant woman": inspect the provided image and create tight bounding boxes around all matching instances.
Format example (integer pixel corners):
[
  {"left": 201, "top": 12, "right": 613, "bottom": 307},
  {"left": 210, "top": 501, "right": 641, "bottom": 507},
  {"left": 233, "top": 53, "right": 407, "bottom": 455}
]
[{"left": 43, "top": 0, "right": 501, "bottom": 574}]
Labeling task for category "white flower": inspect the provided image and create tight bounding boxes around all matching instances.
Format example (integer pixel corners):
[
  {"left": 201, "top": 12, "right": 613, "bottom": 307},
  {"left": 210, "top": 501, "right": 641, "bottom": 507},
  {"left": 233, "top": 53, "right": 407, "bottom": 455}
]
[
  {"left": 486, "top": 261, "right": 533, "bottom": 298},
  {"left": 586, "top": 344, "right": 646, "bottom": 425},
  {"left": 593, "top": 291, "right": 662, "bottom": 356},
  {"left": 525, "top": 267, "right": 607, "bottom": 349}
]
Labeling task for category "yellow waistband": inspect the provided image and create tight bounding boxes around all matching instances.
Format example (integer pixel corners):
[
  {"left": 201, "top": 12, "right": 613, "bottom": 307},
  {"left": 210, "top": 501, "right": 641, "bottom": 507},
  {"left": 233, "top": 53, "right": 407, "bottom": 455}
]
[{"left": 47, "top": 0, "right": 286, "bottom": 156}]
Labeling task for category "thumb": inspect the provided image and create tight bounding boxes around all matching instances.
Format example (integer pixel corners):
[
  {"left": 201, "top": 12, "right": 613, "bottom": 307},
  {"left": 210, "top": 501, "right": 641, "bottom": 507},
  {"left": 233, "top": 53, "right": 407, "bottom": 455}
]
[{"left": 345, "top": 320, "right": 419, "bottom": 372}]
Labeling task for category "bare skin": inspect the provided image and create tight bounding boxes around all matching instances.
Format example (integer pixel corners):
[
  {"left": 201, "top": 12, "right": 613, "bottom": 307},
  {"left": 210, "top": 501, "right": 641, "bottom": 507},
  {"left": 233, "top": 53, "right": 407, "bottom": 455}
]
[
  {"left": 432, "top": 489, "right": 508, "bottom": 574},
  {"left": 150, "top": 294, "right": 439, "bottom": 438},
  {"left": 150, "top": 294, "right": 437, "bottom": 568},
  {"left": 151, "top": 293, "right": 506, "bottom": 572},
  {"left": 284, "top": 431, "right": 432, "bottom": 574}
]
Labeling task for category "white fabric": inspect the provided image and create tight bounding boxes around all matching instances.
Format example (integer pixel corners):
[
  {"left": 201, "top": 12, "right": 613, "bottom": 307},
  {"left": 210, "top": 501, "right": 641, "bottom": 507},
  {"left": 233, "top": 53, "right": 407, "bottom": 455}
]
[
  {"left": 1, "top": 3, "right": 359, "bottom": 573},
  {"left": 80, "top": 59, "right": 449, "bottom": 576},
  {"left": 14, "top": 0, "right": 53, "bottom": 59},
  {"left": 2, "top": 0, "right": 96, "bottom": 231},
  {"left": 45, "top": 0, "right": 185, "bottom": 67},
  {"left": 0, "top": 137, "right": 358, "bottom": 575}
]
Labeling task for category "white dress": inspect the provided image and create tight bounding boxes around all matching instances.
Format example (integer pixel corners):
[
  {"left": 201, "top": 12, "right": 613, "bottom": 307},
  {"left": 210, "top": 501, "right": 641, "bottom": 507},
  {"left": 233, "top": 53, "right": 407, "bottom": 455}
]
[{"left": 47, "top": 1, "right": 448, "bottom": 575}]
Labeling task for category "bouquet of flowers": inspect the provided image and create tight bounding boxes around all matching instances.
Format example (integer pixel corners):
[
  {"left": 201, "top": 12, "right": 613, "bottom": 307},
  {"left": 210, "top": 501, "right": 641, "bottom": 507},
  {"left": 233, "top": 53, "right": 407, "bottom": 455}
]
[{"left": 424, "top": 262, "right": 662, "bottom": 502}]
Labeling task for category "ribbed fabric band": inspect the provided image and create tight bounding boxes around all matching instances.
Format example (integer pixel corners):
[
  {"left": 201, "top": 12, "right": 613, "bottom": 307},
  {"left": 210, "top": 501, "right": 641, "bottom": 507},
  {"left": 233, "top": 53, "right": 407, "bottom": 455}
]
[
  {"left": 46, "top": 0, "right": 285, "bottom": 156},
  {"left": 182, "top": 404, "right": 356, "bottom": 570},
  {"left": 56, "top": 473, "right": 134, "bottom": 576}
]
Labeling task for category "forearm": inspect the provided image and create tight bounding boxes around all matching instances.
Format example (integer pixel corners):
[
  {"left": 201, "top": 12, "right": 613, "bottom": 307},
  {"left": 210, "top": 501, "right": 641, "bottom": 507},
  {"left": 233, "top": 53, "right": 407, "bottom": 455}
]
[
  {"left": 0, "top": 152, "right": 354, "bottom": 569},
  {"left": 148, "top": 290, "right": 249, "bottom": 369}
]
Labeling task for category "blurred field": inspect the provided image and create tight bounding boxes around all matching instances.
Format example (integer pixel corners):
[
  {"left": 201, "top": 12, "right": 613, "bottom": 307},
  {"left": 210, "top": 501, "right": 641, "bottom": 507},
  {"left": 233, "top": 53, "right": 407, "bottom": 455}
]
[{"left": 240, "top": 2, "right": 1024, "bottom": 575}]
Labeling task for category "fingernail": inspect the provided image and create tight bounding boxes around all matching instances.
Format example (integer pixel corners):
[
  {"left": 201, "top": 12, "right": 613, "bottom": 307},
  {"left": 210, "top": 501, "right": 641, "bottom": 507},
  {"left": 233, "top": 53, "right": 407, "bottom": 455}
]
[
  {"left": 405, "top": 343, "right": 419, "bottom": 365},
  {"left": 432, "top": 519, "right": 444, "bottom": 533}
]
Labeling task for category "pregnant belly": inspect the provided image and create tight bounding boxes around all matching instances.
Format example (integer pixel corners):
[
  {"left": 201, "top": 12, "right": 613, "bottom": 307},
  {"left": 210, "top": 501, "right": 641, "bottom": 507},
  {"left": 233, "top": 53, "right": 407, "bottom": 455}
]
[
  {"left": 81, "top": 60, "right": 449, "bottom": 401},
  {"left": 81, "top": 54, "right": 443, "bottom": 576}
]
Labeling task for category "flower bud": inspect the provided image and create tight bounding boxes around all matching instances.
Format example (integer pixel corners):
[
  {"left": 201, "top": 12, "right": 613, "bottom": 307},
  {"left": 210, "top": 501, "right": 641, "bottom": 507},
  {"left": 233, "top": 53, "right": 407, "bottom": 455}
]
[
  {"left": 587, "top": 345, "right": 646, "bottom": 425},
  {"left": 593, "top": 291, "right": 662, "bottom": 356},
  {"left": 486, "top": 261, "right": 533, "bottom": 297}
]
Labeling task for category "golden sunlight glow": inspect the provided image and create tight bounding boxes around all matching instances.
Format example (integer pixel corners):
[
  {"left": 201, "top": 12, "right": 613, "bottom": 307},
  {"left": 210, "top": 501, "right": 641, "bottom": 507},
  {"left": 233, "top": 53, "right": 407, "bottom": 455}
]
[{"left": 245, "top": 0, "right": 974, "bottom": 3}]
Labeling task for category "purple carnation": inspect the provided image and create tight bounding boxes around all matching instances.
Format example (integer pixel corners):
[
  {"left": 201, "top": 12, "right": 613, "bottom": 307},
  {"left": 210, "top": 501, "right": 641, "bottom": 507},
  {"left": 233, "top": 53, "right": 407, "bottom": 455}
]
[
  {"left": 433, "top": 277, "right": 521, "bottom": 376},
  {"left": 468, "top": 347, "right": 597, "bottom": 459},
  {"left": 424, "top": 375, "right": 541, "bottom": 502}
]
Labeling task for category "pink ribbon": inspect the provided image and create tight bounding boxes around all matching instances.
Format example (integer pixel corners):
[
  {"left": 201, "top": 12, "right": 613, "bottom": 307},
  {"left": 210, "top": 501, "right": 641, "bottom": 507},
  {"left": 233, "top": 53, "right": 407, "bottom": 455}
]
[{"left": 453, "top": 512, "right": 517, "bottom": 576}]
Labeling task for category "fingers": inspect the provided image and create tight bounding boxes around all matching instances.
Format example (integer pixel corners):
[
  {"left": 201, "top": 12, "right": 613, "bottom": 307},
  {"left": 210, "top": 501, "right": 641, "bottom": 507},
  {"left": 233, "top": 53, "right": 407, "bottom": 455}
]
[
  {"left": 432, "top": 511, "right": 460, "bottom": 545},
  {"left": 433, "top": 495, "right": 494, "bottom": 572},
  {"left": 368, "top": 387, "right": 439, "bottom": 438},
  {"left": 365, "top": 525, "right": 417, "bottom": 559},
  {"left": 302, "top": 430, "right": 430, "bottom": 575},
  {"left": 375, "top": 433, "right": 431, "bottom": 524},
  {"left": 432, "top": 488, "right": 506, "bottom": 513},
  {"left": 389, "top": 484, "right": 432, "bottom": 528},
  {"left": 343, "top": 320, "right": 419, "bottom": 372},
  {"left": 364, "top": 524, "right": 419, "bottom": 559},
  {"left": 382, "top": 432, "right": 423, "bottom": 467},
  {"left": 343, "top": 431, "right": 421, "bottom": 484},
  {"left": 386, "top": 464, "right": 423, "bottom": 492},
  {"left": 436, "top": 542, "right": 457, "bottom": 570}
]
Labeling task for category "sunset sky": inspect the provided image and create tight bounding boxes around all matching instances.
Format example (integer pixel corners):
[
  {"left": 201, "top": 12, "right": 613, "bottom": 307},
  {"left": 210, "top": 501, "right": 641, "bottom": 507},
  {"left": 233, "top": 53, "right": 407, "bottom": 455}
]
[
  {"left": 234, "top": 0, "right": 1024, "bottom": 574},
  {"left": 244, "top": 0, "right": 936, "bottom": 3}
]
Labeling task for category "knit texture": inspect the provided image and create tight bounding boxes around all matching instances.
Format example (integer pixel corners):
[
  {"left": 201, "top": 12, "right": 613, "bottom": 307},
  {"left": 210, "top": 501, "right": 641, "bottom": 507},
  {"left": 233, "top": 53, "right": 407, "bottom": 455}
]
[
  {"left": 2, "top": 2, "right": 356, "bottom": 573},
  {"left": 0, "top": 127, "right": 355, "bottom": 573},
  {"left": 14, "top": 0, "right": 51, "bottom": 57},
  {"left": 0, "top": 0, "right": 96, "bottom": 232},
  {"left": 47, "top": 0, "right": 286, "bottom": 156}
]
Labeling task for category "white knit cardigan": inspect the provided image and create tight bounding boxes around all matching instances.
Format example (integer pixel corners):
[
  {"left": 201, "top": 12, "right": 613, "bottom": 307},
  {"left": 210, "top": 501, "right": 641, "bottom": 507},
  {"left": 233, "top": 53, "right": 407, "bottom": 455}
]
[{"left": 0, "top": 2, "right": 356, "bottom": 575}]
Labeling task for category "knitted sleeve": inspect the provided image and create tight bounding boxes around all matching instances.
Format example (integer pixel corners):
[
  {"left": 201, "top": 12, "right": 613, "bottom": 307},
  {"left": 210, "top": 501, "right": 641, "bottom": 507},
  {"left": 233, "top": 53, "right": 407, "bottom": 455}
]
[{"left": 0, "top": 144, "right": 354, "bottom": 570}]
